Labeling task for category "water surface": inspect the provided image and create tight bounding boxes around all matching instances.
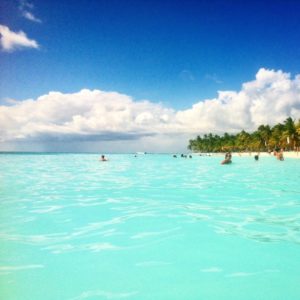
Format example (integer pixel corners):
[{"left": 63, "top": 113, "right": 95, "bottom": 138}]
[{"left": 1, "top": 154, "right": 300, "bottom": 299}]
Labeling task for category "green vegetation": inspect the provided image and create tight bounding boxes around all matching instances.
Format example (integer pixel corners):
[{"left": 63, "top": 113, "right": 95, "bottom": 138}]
[{"left": 188, "top": 117, "right": 300, "bottom": 152}]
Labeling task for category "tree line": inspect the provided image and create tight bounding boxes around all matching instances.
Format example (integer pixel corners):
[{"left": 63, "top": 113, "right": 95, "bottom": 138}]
[{"left": 188, "top": 117, "right": 300, "bottom": 152}]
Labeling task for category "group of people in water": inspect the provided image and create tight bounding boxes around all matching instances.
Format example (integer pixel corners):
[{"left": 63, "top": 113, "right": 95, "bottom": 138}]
[
  {"left": 221, "top": 149, "right": 285, "bottom": 164},
  {"left": 99, "top": 149, "right": 285, "bottom": 163},
  {"left": 173, "top": 154, "right": 193, "bottom": 158}
]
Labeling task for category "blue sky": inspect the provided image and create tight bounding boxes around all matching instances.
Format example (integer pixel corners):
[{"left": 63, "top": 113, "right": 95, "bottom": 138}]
[
  {"left": 1, "top": 0, "right": 300, "bottom": 152},
  {"left": 1, "top": 0, "right": 300, "bottom": 108}
]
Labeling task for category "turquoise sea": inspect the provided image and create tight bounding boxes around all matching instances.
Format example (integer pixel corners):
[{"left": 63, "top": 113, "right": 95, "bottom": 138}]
[{"left": 1, "top": 153, "right": 300, "bottom": 300}]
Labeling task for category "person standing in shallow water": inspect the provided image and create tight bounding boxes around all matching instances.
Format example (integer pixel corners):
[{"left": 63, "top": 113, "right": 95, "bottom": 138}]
[
  {"left": 221, "top": 152, "right": 232, "bottom": 164},
  {"left": 100, "top": 155, "right": 108, "bottom": 161},
  {"left": 277, "top": 149, "right": 284, "bottom": 161}
]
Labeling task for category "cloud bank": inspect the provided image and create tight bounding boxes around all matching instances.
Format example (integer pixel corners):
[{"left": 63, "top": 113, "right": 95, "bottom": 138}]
[
  {"left": 0, "top": 25, "right": 39, "bottom": 52},
  {"left": 1, "top": 68, "right": 300, "bottom": 151}
]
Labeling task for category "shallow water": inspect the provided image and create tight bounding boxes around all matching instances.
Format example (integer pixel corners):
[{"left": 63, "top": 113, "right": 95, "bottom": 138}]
[{"left": 1, "top": 153, "right": 300, "bottom": 300}]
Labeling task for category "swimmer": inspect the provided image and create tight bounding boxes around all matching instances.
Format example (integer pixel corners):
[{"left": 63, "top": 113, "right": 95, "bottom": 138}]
[
  {"left": 221, "top": 152, "right": 232, "bottom": 165},
  {"left": 100, "top": 155, "right": 108, "bottom": 161},
  {"left": 254, "top": 154, "right": 259, "bottom": 161},
  {"left": 277, "top": 149, "right": 284, "bottom": 161}
]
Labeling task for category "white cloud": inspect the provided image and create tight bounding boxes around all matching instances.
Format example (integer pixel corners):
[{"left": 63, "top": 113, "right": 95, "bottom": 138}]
[
  {"left": 22, "top": 11, "right": 41, "bottom": 23},
  {"left": 19, "top": 0, "right": 41, "bottom": 23},
  {"left": 0, "top": 89, "right": 176, "bottom": 143},
  {"left": 0, "top": 25, "right": 39, "bottom": 52},
  {"left": 176, "top": 68, "right": 300, "bottom": 133},
  {"left": 0, "top": 68, "right": 300, "bottom": 151},
  {"left": 19, "top": 0, "right": 34, "bottom": 10}
]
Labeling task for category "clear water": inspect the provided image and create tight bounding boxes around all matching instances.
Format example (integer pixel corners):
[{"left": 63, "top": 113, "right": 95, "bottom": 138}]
[{"left": 1, "top": 153, "right": 300, "bottom": 300}]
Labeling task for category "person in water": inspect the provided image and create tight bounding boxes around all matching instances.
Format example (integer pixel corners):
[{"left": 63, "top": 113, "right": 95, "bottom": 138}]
[
  {"left": 100, "top": 155, "right": 108, "bottom": 161},
  {"left": 226, "top": 152, "right": 232, "bottom": 159},
  {"left": 221, "top": 152, "right": 232, "bottom": 164},
  {"left": 277, "top": 149, "right": 284, "bottom": 161},
  {"left": 254, "top": 154, "right": 259, "bottom": 161}
]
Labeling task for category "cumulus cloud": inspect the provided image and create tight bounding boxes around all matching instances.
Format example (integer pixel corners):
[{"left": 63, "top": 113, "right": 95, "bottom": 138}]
[
  {"left": 0, "top": 68, "right": 300, "bottom": 151},
  {"left": 0, "top": 89, "right": 176, "bottom": 143},
  {"left": 0, "top": 25, "right": 39, "bottom": 52},
  {"left": 177, "top": 68, "right": 300, "bottom": 133}
]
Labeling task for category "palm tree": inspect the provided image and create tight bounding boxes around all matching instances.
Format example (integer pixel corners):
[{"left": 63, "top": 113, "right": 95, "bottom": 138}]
[
  {"left": 187, "top": 117, "right": 299, "bottom": 153},
  {"left": 296, "top": 119, "right": 300, "bottom": 135},
  {"left": 282, "top": 117, "right": 297, "bottom": 150},
  {"left": 257, "top": 125, "right": 271, "bottom": 150},
  {"left": 236, "top": 130, "right": 251, "bottom": 151},
  {"left": 270, "top": 123, "right": 285, "bottom": 150}
]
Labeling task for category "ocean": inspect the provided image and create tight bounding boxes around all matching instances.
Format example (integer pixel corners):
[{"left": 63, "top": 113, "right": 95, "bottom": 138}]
[{"left": 1, "top": 153, "right": 300, "bottom": 300}]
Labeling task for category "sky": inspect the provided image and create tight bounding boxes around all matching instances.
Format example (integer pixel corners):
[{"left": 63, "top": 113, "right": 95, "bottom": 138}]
[{"left": 1, "top": 0, "right": 300, "bottom": 152}]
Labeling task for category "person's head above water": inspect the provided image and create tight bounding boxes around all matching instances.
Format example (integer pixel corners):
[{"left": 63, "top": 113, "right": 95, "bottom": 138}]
[
  {"left": 225, "top": 152, "right": 232, "bottom": 159},
  {"left": 100, "top": 155, "right": 108, "bottom": 161}
]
